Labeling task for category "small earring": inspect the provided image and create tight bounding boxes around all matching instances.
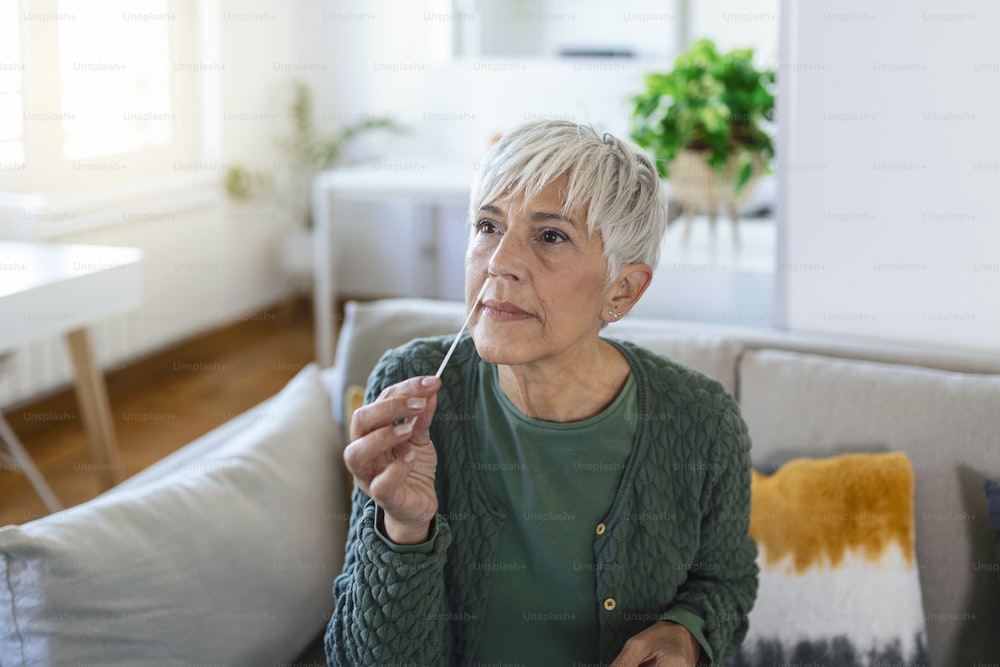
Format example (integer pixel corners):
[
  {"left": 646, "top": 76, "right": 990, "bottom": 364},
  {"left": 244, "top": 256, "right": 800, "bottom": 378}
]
[{"left": 608, "top": 309, "right": 621, "bottom": 319}]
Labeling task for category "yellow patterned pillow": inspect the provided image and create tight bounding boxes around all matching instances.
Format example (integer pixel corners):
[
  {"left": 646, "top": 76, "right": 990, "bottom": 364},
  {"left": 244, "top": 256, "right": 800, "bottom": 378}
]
[{"left": 727, "top": 452, "right": 929, "bottom": 666}]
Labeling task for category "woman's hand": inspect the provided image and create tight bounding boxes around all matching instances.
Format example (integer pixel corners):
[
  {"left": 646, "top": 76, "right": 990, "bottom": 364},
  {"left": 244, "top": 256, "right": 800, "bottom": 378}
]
[
  {"left": 611, "top": 621, "right": 701, "bottom": 667},
  {"left": 343, "top": 376, "right": 441, "bottom": 545}
]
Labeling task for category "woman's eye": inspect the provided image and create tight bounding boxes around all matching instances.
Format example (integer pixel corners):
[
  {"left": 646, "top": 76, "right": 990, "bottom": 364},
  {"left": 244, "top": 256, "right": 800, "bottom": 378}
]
[
  {"left": 476, "top": 220, "right": 500, "bottom": 234},
  {"left": 539, "top": 228, "right": 567, "bottom": 244}
]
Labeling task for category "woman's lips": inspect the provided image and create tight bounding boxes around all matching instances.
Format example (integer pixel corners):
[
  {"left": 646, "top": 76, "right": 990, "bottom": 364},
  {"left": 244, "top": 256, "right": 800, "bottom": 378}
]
[{"left": 481, "top": 299, "right": 534, "bottom": 321}]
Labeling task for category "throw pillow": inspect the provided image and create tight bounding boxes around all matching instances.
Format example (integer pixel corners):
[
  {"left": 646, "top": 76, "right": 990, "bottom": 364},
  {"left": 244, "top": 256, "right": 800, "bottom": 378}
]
[
  {"left": 726, "top": 452, "right": 929, "bottom": 666},
  {"left": 0, "top": 364, "right": 346, "bottom": 667}
]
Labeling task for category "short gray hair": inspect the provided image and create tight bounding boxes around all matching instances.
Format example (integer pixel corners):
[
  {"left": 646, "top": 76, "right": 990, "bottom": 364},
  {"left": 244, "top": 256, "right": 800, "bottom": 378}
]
[{"left": 469, "top": 120, "right": 668, "bottom": 283}]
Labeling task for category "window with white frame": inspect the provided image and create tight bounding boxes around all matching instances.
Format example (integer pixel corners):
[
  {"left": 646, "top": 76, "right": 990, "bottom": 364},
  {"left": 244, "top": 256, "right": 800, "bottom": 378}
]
[
  {"left": 1, "top": 0, "right": 200, "bottom": 194},
  {"left": 0, "top": 2, "right": 26, "bottom": 172}
]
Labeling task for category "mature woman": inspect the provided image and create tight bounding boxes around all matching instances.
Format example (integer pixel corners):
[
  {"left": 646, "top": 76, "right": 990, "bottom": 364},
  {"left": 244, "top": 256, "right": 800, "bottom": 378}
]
[{"left": 326, "top": 120, "right": 757, "bottom": 666}]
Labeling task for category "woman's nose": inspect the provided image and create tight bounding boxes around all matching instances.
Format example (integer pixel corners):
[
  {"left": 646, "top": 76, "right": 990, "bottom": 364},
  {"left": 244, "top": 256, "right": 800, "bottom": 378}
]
[{"left": 487, "top": 232, "right": 526, "bottom": 280}]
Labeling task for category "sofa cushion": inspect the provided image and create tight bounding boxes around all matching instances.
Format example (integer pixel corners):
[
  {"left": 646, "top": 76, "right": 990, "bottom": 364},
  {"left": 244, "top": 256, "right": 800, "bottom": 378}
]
[
  {"left": 606, "top": 318, "right": 744, "bottom": 394},
  {"left": 0, "top": 365, "right": 346, "bottom": 667},
  {"left": 728, "top": 452, "right": 928, "bottom": 665},
  {"left": 737, "top": 348, "right": 1000, "bottom": 666}
]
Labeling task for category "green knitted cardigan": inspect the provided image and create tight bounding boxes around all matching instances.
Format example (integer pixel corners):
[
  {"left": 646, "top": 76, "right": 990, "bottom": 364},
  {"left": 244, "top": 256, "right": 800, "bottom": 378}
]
[{"left": 326, "top": 335, "right": 758, "bottom": 666}]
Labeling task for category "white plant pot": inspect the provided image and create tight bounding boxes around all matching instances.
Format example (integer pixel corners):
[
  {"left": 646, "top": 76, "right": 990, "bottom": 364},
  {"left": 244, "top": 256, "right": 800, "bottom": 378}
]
[
  {"left": 667, "top": 149, "right": 766, "bottom": 213},
  {"left": 666, "top": 150, "right": 767, "bottom": 245}
]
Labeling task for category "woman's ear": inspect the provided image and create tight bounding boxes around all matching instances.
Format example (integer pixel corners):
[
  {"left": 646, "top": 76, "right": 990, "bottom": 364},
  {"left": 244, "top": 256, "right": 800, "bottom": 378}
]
[{"left": 606, "top": 263, "right": 653, "bottom": 319}]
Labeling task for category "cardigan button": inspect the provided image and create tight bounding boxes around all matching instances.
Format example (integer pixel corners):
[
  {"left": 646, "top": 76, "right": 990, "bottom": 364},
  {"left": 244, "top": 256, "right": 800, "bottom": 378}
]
[
  {"left": 595, "top": 523, "right": 606, "bottom": 536},
  {"left": 603, "top": 598, "right": 616, "bottom": 611}
]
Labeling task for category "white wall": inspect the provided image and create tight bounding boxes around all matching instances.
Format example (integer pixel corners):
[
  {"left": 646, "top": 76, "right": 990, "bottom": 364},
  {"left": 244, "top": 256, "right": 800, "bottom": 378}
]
[
  {"left": 779, "top": 0, "right": 1000, "bottom": 352},
  {"left": 0, "top": 0, "right": 333, "bottom": 407},
  {"left": 315, "top": 0, "right": 677, "bottom": 163},
  {"left": 312, "top": 0, "right": 779, "bottom": 161}
]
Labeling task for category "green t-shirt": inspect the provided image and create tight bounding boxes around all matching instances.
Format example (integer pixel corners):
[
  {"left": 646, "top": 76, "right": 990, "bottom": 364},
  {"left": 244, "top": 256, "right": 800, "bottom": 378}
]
[{"left": 471, "top": 360, "right": 638, "bottom": 664}]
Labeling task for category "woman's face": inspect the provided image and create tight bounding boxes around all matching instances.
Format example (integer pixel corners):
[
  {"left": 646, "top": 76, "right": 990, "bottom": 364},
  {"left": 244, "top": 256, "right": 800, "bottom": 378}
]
[{"left": 465, "top": 175, "right": 614, "bottom": 368}]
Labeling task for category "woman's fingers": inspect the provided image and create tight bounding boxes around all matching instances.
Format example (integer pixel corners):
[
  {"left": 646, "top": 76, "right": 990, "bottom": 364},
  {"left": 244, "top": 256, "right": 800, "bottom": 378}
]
[
  {"left": 349, "top": 395, "right": 423, "bottom": 442},
  {"left": 343, "top": 376, "right": 442, "bottom": 524},
  {"left": 344, "top": 376, "right": 441, "bottom": 483},
  {"left": 343, "top": 422, "right": 410, "bottom": 483},
  {"left": 350, "top": 376, "right": 441, "bottom": 441}
]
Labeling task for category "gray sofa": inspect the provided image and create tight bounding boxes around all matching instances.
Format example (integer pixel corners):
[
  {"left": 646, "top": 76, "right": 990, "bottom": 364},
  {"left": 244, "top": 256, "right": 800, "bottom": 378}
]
[{"left": 2, "top": 297, "right": 998, "bottom": 666}]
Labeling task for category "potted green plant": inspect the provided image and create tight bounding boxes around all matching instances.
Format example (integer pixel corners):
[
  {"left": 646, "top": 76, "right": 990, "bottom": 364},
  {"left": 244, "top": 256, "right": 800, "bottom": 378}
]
[
  {"left": 630, "top": 38, "right": 775, "bottom": 244},
  {"left": 225, "top": 80, "right": 402, "bottom": 280}
]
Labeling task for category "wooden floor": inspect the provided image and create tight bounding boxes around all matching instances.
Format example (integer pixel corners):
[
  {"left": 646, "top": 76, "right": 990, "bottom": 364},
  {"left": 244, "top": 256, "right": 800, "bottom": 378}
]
[{"left": 0, "top": 298, "right": 319, "bottom": 527}]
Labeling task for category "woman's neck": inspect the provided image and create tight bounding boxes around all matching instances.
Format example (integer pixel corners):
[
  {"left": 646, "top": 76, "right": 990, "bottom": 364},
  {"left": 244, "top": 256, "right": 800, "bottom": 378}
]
[{"left": 496, "top": 339, "right": 630, "bottom": 423}]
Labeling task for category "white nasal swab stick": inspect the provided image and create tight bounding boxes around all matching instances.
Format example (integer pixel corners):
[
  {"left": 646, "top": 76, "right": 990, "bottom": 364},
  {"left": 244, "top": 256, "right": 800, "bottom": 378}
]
[
  {"left": 434, "top": 279, "right": 489, "bottom": 379},
  {"left": 392, "top": 280, "right": 490, "bottom": 428}
]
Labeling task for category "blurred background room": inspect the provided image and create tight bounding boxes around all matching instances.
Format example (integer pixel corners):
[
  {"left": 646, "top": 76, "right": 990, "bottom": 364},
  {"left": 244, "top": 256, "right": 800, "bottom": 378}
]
[{"left": 1, "top": 0, "right": 997, "bottom": 522}]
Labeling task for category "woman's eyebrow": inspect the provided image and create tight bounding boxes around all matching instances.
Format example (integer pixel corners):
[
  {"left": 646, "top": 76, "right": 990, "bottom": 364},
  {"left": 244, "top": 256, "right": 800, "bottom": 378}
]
[
  {"left": 479, "top": 205, "right": 579, "bottom": 228},
  {"left": 531, "top": 211, "right": 578, "bottom": 228}
]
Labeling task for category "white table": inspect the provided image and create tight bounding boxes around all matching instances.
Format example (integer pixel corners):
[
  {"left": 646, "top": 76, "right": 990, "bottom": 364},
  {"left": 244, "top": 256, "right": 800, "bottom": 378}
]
[
  {"left": 0, "top": 241, "right": 143, "bottom": 508},
  {"left": 311, "top": 160, "right": 474, "bottom": 367}
]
